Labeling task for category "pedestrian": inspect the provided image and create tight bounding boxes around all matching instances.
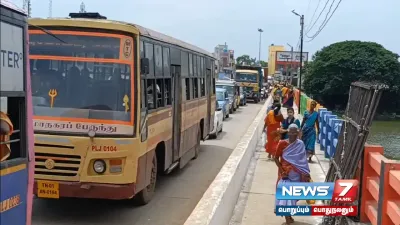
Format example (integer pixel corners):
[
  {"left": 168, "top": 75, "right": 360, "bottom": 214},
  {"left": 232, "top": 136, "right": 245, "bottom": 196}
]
[
  {"left": 281, "top": 85, "right": 288, "bottom": 103},
  {"left": 274, "top": 124, "right": 311, "bottom": 225},
  {"left": 282, "top": 86, "right": 294, "bottom": 108},
  {"left": 0, "top": 111, "right": 13, "bottom": 162},
  {"left": 263, "top": 103, "right": 284, "bottom": 159},
  {"left": 279, "top": 107, "right": 301, "bottom": 140},
  {"left": 300, "top": 100, "right": 320, "bottom": 162},
  {"left": 267, "top": 99, "right": 280, "bottom": 114}
]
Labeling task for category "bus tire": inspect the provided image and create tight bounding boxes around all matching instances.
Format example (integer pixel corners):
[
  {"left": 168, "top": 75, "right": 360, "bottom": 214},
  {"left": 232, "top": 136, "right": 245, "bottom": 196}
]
[
  {"left": 193, "top": 126, "right": 201, "bottom": 159},
  {"left": 135, "top": 154, "right": 157, "bottom": 205}
]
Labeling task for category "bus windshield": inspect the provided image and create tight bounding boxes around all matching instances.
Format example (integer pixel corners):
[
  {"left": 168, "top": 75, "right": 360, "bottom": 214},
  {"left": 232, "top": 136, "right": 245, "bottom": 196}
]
[
  {"left": 29, "top": 30, "right": 135, "bottom": 135},
  {"left": 236, "top": 73, "right": 257, "bottom": 82}
]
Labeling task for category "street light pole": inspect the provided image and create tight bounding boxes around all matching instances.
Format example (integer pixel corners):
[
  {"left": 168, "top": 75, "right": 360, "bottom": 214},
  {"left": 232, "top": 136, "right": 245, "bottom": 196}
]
[
  {"left": 292, "top": 10, "right": 304, "bottom": 114},
  {"left": 258, "top": 28, "right": 263, "bottom": 65},
  {"left": 287, "top": 43, "right": 294, "bottom": 84}
]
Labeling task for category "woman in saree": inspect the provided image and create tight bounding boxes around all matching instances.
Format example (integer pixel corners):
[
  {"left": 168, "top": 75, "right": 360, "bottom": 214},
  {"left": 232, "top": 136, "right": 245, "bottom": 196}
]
[
  {"left": 274, "top": 124, "right": 311, "bottom": 224},
  {"left": 300, "top": 100, "right": 320, "bottom": 162},
  {"left": 281, "top": 85, "right": 288, "bottom": 103},
  {"left": 263, "top": 103, "right": 284, "bottom": 159},
  {"left": 0, "top": 111, "right": 13, "bottom": 161},
  {"left": 280, "top": 107, "right": 301, "bottom": 140},
  {"left": 282, "top": 87, "right": 294, "bottom": 108}
]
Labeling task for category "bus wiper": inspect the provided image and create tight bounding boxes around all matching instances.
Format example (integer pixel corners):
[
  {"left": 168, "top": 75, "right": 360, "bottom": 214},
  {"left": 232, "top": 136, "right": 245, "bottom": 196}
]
[{"left": 29, "top": 24, "right": 67, "bottom": 44}]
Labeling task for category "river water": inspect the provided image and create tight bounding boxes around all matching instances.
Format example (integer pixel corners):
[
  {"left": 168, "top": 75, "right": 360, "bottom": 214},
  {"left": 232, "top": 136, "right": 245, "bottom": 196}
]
[{"left": 368, "top": 120, "right": 400, "bottom": 159}]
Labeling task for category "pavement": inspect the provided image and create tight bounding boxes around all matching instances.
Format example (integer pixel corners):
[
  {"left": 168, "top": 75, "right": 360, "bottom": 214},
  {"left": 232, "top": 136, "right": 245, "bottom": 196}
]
[
  {"left": 31, "top": 103, "right": 264, "bottom": 225},
  {"left": 230, "top": 104, "right": 330, "bottom": 225}
]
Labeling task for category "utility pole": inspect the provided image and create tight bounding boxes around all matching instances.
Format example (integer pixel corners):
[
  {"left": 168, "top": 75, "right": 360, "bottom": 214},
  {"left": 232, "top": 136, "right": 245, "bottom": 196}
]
[
  {"left": 257, "top": 28, "right": 263, "bottom": 66},
  {"left": 287, "top": 43, "right": 294, "bottom": 84},
  {"left": 48, "top": 0, "right": 52, "bottom": 18},
  {"left": 292, "top": 10, "right": 304, "bottom": 114}
]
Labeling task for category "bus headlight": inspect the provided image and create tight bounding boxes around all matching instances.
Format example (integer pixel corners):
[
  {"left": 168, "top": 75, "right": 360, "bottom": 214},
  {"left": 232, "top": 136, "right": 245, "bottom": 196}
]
[{"left": 93, "top": 160, "right": 106, "bottom": 174}]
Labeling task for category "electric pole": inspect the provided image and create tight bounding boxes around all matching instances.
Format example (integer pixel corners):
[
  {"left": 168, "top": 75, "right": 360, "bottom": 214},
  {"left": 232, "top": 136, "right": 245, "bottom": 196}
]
[
  {"left": 48, "top": 0, "right": 52, "bottom": 18},
  {"left": 292, "top": 10, "right": 304, "bottom": 114},
  {"left": 257, "top": 28, "right": 263, "bottom": 66},
  {"left": 287, "top": 43, "right": 294, "bottom": 84}
]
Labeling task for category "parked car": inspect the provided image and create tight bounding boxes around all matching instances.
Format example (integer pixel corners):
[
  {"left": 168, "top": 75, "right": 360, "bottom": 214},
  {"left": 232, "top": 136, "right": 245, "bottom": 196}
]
[
  {"left": 216, "top": 80, "right": 237, "bottom": 113},
  {"left": 210, "top": 101, "right": 223, "bottom": 139},
  {"left": 216, "top": 87, "right": 230, "bottom": 119}
]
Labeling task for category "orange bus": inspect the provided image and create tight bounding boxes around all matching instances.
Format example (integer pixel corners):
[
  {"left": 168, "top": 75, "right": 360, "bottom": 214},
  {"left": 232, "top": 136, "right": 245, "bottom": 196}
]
[{"left": 29, "top": 12, "right": 216, "bottom": 204}]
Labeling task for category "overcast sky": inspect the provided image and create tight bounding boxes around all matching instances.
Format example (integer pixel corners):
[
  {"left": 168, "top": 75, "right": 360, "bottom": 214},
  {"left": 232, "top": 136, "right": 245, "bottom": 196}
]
[{"left": 9, "top": 0, "right": 400, "bottom": 61}]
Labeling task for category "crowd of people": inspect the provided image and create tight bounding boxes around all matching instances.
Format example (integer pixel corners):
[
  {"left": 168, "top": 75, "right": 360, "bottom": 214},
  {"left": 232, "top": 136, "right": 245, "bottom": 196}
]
[{"left": 262, "top": 82, "right": 320, "bottom": 224}]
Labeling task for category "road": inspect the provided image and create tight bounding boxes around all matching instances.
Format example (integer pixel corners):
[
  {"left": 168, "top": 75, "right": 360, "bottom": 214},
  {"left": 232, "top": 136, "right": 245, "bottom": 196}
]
[{"left": 32, "top": 102, "right": 264, "bottom": 225}]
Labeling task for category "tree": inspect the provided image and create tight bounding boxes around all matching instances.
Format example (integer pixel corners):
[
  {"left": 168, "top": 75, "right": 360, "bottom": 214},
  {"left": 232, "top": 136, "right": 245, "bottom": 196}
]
[
  {"left": 236, "top": 55, "right": 257, "bottom": 66},
  {"left": 303, "top": 41, "right": 400, "bottom": 113},
  {"left": 260, "top": 60, "right": 268, "bottom": 67}
]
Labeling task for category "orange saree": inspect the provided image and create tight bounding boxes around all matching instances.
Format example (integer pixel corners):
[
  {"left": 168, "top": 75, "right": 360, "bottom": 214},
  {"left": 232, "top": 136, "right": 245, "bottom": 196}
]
[{"left": 264, "top": 110, "right": 284, "bottom": 155}]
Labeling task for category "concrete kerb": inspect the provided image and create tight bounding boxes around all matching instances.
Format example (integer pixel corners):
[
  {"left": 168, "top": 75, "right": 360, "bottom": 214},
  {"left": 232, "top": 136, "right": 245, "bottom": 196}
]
[{"left": 184, "top": 97, "right": 272, "bottom": 225}]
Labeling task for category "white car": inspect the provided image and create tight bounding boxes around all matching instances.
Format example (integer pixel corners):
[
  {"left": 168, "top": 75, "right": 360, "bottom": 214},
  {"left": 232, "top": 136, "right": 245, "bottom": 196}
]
[{"left": 209, "top": 109, "right": 223, "bottom": 139}]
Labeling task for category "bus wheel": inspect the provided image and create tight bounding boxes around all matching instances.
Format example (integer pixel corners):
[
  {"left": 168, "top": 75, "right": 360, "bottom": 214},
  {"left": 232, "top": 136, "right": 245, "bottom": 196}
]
[
  {"left": 136, "top": 155, "right": 157, "bottom": 205},
  {"left": 193, "top": 127, "right": 201, "bottom": 159}
]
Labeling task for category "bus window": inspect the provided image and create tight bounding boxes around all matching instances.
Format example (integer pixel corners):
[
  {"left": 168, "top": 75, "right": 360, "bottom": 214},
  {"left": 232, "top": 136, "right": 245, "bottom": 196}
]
[
  {"left": 0, "top": 97, "right": 25, "bottom": 161},
  {"left": 144, "top": 42, "right": 154, "bottom": 77},
  {"left": 185, "top": 78, "right": 191, "bottom": 100},
  {"left": 193, "top": 78, "right": 199, "bottom": 98},
  {"left": 164, "top": 78, "right": 172, "bottom": 105},
  {"left": 156, "top": 79, "right": 164, "bottom": 107},
  {"left": 147, "top": 79, "right": 156, "bottom": 110},
  {"left": 29, "top": 31, "right": 135, "bottom": 135}
]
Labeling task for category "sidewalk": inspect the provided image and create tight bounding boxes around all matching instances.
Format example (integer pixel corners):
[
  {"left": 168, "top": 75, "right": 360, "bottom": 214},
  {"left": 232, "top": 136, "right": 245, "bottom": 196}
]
[{"left": 230, "top": 105, "right": 330, "bottom": 225}]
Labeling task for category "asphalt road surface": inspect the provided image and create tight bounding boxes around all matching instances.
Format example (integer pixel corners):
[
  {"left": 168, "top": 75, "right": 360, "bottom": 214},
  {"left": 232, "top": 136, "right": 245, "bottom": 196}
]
[{"left": 32, "top": 102, "right": 264, "bottom": 225}]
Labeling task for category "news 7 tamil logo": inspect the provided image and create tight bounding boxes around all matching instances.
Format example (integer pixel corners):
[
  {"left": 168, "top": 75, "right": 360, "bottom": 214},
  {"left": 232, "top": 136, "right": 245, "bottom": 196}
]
[{"left": 276, "top": 180, "right": 359, "bottom": 203}]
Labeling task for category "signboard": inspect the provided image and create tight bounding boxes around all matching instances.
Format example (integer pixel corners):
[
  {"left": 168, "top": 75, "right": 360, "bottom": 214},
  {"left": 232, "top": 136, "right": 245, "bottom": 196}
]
[
  {"left": 276, "top": 51, "right": 308, "bottom": 63},
  {"left": 0, "top": 21, "right": 24, "bottom": 92}
]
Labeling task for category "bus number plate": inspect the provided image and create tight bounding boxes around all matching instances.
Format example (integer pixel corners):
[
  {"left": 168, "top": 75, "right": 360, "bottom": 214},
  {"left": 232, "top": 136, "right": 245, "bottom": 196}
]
[{"left": 37, "top": 180, "right": 59, "bottom": 199}]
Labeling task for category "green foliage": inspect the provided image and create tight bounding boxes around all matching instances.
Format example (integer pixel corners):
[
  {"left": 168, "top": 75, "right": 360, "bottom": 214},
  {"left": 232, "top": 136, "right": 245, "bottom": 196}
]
[
  {"left": 303, "top": 41, "right": 400, "bottom": 113},
  {"left": 236, "top": 55, "right": 257, "bottom": 66},
  {"left": 260, "top": 60, "right": 268, "bottom": 67}
]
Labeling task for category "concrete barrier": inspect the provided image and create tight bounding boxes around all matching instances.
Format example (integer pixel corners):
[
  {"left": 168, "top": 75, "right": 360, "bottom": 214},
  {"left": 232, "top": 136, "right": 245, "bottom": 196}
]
[{"left": 184, "top": 97, "right": 271, "bottom": 225}]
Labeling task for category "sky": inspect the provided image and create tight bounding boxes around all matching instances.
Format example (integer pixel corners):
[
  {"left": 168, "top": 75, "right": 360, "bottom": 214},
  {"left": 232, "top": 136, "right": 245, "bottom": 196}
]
[{"left": 8, "top": 0, "right": 400, "bottom": 61}]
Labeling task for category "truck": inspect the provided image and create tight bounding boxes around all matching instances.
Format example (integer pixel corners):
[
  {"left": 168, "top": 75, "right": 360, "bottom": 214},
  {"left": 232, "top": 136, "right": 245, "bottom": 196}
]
[{"left": 235, "top": 65, "right": 263, "bottom": 103}]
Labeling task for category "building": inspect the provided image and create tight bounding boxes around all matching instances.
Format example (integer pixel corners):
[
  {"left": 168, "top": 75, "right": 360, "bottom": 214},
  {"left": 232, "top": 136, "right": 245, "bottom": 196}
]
[
  {"left": 275, "top": 51, "right": 308, "bottom": 82},
  {"left": 268, "top": 44, "right": 285, "bottom": 76},
  {"left": 214, "top": 43, "right": 235, "bottom": 79}
]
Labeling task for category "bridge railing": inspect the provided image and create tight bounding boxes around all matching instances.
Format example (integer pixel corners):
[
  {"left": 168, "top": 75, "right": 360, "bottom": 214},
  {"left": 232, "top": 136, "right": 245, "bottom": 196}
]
[
  {"left": 293, "top": 90, "right": 342, "bottom": 158},
  {"left": 293, "top": 89, "right": 400, "bottom": 225},
  {"left": 360, "top": 145, "right": 400, "bottom": 225}
]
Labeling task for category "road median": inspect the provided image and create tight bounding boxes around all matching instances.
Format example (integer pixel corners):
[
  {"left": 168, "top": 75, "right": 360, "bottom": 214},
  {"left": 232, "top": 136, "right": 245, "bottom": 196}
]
[{"left": 184, "top": 97, "right": 271, "bottom": 225}]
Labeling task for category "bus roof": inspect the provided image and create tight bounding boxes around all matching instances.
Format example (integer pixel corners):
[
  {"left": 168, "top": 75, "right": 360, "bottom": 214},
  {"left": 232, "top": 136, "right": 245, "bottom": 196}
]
[
  {"left": 29, "top": 15, "right": 215, "bottom": 59},
  {"left": 236, "top": 69, "right": 258, "bottom": 74},
  {"left": 1, "top": 0, "right": 26, "bottom": 15}
]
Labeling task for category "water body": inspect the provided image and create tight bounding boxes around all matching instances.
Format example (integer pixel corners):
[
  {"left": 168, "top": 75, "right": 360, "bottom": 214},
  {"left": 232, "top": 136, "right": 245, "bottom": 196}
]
[{"left": 368, "top": 120, "right": 400, "bottom": 159}]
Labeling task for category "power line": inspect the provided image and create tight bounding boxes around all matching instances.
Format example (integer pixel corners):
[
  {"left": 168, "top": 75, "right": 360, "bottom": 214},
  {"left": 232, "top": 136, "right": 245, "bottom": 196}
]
[
  {"left": 306, "top": 0, "right": 336, "bottom": 38},
  {"left": 305, "top": 0, "right": 331, "bottom": 34},
  {"left": 306, "top": 0, "right": 343, "bottom": 42},
  {"left": 306, "top": 0, "right": 322, "bottom": 31}
]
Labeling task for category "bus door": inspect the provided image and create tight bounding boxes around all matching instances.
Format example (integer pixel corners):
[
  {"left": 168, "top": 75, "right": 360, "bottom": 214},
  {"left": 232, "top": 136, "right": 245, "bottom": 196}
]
[
  {"left": 171, "top": 65, "right": 181, "bottom": 161},
  {"left": 0, "top": 3, "right": 32, "bottom": 224},
  {"left": 205, "top": 69, "right": 212, "bottom": 137}
]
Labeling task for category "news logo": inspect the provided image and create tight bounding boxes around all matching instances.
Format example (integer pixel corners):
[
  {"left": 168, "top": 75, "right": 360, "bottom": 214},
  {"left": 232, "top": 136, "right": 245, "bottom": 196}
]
[
  {"left": 332, "top": 179, "right": 359, "bottom": 203},
  {"left": 276, "top": 182, "right": 334, "bottom": 200},
  {"left": 276, "top": 180, "right": 358, "bottom": 203}
]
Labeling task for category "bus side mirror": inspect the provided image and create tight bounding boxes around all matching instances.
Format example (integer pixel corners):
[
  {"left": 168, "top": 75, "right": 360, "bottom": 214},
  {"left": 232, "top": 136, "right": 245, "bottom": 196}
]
[{"left": 141, "top": 58, "right": 150, "bottom": 75}]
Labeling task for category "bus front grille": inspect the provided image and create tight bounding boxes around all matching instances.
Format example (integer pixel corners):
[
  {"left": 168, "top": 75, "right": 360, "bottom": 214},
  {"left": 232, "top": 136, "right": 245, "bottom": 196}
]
[{"left": 35, "top": 152, "right": 81, "bottom": 177}]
